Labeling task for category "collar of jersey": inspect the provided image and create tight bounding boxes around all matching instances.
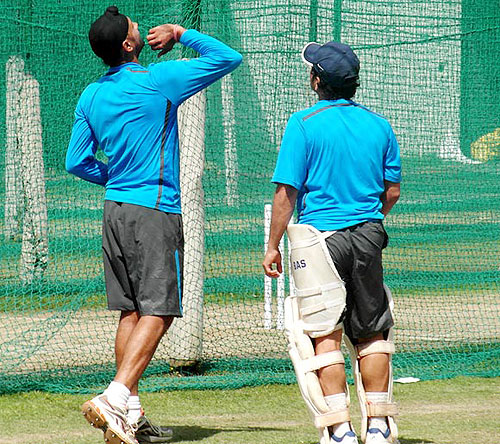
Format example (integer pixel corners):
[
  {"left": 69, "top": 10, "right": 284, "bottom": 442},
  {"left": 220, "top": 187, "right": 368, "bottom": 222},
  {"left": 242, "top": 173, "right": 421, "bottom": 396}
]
[
  {"left": 106, "top": 62, "right": 144, "bottom": 74},
  {"left": 317, "top": 98, "right": 354, "bottom": 106}
]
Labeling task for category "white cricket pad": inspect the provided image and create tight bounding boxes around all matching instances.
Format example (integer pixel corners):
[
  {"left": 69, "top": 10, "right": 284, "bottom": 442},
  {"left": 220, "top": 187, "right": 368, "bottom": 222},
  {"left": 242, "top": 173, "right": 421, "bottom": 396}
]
[
  {"left": 285, "top": 224, "right": 351, "bottom": 442},
  {"left": 286, "top": 224, "right": 346, "bottom": 338},
  {"left": 285, "top": 298, "right": 351, "bottom": 443},
  {"left": 344, "top": 284, "right": 399, "bottom": 443}
]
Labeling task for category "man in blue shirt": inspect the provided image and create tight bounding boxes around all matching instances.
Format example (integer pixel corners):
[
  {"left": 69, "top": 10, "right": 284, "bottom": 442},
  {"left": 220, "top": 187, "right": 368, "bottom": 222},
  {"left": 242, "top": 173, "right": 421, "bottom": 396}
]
[
  {"left": 67, "top": 6, "right": 241, "bottom": 444},
  {"left": 263, "top": 42, "right": 401, "bottom": 444}
]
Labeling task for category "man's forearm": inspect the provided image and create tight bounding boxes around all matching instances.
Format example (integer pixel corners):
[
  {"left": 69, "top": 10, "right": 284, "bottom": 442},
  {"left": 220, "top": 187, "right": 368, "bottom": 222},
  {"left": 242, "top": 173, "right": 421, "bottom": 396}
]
[
  {"left": 268, "top": 184, "right": 298, "bottom": 249},
  {"left": 381, "top": 181, "right": 401, "bottom": 216},
  {"left": 66, "top": 149, "right": 108, "bottom": 186}
]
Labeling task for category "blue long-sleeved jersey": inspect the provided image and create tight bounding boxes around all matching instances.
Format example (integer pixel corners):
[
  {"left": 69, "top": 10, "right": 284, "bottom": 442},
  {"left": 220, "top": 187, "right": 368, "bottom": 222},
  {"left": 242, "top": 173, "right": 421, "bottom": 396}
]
[{"left": 66, "top": 29, "right": 242, "bottom": 213}]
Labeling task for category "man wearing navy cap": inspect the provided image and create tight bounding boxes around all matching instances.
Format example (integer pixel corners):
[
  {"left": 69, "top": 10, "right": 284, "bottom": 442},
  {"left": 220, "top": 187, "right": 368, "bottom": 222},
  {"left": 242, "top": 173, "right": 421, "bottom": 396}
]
[
  {"left": 263, "top": 41, "right": 401, "bottom": 444},
  {"left": 66, "top": 6, "right": 241, "bottom": 444}
]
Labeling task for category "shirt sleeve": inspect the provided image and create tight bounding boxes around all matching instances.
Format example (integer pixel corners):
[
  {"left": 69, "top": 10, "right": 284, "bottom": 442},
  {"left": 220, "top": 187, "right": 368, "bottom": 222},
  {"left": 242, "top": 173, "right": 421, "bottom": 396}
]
[
  {"left": 383, "top": 125, "right": 402, "bottom": 183},
  {"left": 65, "top": 100, "right": 108, "bottom": 186},
  {"left": 148, "top": 29, "right": 242, "bottom": 105},
  {"left": 271, "top": 115, "right": 308, "bottom": 190}
]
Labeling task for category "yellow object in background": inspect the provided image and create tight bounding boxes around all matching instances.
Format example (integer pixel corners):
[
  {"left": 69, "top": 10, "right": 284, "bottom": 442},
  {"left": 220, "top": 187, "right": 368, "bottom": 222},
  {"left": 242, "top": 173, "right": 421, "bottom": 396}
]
[{"left": 470, "top": 128, "right": 500, "bottom": 162}]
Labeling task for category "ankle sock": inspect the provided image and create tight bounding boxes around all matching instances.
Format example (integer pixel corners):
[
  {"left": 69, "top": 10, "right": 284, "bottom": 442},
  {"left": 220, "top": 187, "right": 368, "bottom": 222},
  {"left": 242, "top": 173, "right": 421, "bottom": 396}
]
[
  {"left": 324, "top": 392, "right": 348, "bottom": 410},
  {"left": 127, "top": 395, "right": 142, "bottom": 424},
  {"left": 103, "top": 381, "right": 130, "bottom": 412},
  {"left": 366, "top": 392, "right": 389, "bottom": 433},
  {"left": 324, "top": 393, "right": 352, "bottom": 437}
]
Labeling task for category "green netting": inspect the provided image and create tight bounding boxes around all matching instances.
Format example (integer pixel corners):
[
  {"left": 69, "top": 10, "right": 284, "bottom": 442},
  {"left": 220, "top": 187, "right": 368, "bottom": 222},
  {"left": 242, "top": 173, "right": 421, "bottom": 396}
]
[{"left": 0, "top": 0, "right": 499, "bottom": 395}]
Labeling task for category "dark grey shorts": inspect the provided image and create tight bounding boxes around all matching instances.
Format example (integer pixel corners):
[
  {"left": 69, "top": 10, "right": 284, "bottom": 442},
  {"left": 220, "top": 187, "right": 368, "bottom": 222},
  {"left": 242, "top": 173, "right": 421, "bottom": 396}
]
[
  {"left": 324, "top": 220, "right": 393, "bottom": 341},
  {"left": 102, "top": 200, "right": 184, "bottom": 317}
]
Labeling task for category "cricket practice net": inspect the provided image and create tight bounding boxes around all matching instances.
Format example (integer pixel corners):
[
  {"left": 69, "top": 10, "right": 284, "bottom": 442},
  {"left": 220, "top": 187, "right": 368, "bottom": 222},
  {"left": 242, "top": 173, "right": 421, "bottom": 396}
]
[{"left": 0, "top": 0, "right": 498, "bottom": 394}]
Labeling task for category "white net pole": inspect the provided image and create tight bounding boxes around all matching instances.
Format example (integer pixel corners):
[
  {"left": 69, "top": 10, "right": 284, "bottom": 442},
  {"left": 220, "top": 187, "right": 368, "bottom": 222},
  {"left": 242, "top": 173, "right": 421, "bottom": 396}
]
[
  {"left": 221, "top": 74, "right": 239, "bottom": 206},
  {"left": 4, "top": 56, "right": 25, "bottom": 240},
  {"left": 167, "top": 90, "right": 206, "bottom": 364},
  {"left": 18, "top": 74, "right": 48, "bottom": 283},
  {"left": 288, "top": 236, "right": 295, "bottom": 298},
  {"left": 276, "top": 235, "right": 285, "bottom": 330},
  {"left": 264, "top": 203, "right": 272, "bottom": 329}
]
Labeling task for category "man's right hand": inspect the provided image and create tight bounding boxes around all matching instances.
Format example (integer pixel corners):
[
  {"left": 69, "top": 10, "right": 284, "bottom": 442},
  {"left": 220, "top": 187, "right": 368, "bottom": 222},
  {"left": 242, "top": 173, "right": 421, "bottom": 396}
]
[
  {"left": 263, "top": 247, "right": 283, "bottom": 278},
  {"left": 147, "top": 24, "right": 186, "bottom": 57}
]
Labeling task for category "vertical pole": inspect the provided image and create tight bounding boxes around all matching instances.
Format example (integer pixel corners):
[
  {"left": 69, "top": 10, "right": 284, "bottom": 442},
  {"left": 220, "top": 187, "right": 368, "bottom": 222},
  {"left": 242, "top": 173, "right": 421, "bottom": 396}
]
[
  {"left": 288, "top": 236, "right": 295, "bottom": 298},
  {"left": 169, "top": 90, "right": 206, "bottom": 364},
  {"left": 264, "top": 203, "right": 272, "bottom": 329},
  {"left": 332, "top": 0, "right": 343, "bottom": 41},
  {"left": 309, "top": 0, "right": 318, "bottom": 42},
  {"left": 4, "top": 57, "right": 25, "bottom": 240},
  {"left": 166, "top": 0, "right": 205, "bottom": 366},
  {"left": 276, "top": 235, "right": 285, "bottom": 330},
  {"left": 18, "top": 74, "right": 48, "bottom": 283},
  {"left": 180, "top": 0, "right": 202, "bottom": 58},
  {"left": 222, "top": 74, "right": 239, "bottom": 206}
]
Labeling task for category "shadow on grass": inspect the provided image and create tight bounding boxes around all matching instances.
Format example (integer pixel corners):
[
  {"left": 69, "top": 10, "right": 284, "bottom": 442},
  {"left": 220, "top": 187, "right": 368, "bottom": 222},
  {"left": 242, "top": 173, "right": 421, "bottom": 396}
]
[
  {"left": 399, "top": 438, "right": 434, "bottom": 444},
  {"left": 170, "top": 425, "right": 289, "bottom": 442}
]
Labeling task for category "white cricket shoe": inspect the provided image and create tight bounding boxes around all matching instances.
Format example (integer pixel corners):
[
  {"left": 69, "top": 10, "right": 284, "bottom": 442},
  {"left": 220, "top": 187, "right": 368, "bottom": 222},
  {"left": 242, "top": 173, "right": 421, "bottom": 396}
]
[
  {"left": 365, "top": 427, "right": 398, "bottom": 444},
  {"left": 330, "top": 430, "right": 359, "bottom": 444},
  {"left": 81, "top": 394, "right": 138, "bottom": 444}
]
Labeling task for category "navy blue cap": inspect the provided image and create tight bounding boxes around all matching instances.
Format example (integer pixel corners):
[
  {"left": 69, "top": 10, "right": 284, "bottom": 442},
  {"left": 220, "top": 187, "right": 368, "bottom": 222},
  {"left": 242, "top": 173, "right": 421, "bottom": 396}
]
[
  {"left": 89, "top": 6, "right": 129, "bottom": 63},
  {"left": 302, "top": 41, "right": 360, "bottom": 88}
]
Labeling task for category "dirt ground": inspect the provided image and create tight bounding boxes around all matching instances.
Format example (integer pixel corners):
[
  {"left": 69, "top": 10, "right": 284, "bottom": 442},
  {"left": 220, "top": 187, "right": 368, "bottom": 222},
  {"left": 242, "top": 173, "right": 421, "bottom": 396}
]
[{"left": 0, "top": 292, "right": 498, "bottom": 374}]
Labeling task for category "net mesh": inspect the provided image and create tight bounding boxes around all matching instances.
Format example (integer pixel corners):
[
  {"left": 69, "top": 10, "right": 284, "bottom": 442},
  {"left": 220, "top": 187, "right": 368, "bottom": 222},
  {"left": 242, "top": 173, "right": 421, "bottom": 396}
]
[{"left": 0, "top": 0, "right": 499, "bottom": 394}]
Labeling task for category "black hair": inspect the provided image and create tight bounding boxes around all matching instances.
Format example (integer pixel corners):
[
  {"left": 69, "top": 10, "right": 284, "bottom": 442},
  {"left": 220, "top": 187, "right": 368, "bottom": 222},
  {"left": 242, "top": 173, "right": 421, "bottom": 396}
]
[
  {"left": 312, "top": 67, "right": 358, "bottom": 100},
  {"left": 102, "top": 50, "right": 124, "bottom": 67}
]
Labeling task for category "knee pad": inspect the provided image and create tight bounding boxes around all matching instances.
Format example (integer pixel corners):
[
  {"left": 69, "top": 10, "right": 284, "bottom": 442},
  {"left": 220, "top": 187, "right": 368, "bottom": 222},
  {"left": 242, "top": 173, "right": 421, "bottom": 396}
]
[
  {"left": 344, "top": 285, "right": 399, "bottom": 443},
  {"left": 286, "top": 224, "right": 346, "bottom": 338}
]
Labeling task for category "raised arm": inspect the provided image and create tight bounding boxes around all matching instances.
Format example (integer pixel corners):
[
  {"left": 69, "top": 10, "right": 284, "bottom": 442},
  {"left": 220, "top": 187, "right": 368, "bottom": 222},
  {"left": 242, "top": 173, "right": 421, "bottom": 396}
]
[{"left": 147, "top": 26, "right": 242, "bottom": 105}]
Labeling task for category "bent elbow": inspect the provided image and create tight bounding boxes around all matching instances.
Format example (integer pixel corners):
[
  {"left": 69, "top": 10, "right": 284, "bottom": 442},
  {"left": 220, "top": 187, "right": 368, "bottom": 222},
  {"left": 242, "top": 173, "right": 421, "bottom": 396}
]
[
  {"left": 65, "top": 161, "right": 75, "bottom": 175},
  {"left": 65, "top": 157, "right": 79, "bottom": 176},
  {"left": 227, "top": 50, "right": 243, "bottom": 69},
  {"left": 233, "top": 51, "right": 243, "bottom": 66}
]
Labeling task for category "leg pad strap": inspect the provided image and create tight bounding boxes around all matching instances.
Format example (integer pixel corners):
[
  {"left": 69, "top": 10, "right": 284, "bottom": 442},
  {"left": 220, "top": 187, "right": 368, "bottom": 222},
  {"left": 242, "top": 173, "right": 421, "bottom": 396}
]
[
  {"left": 314, "top": 407, "right": 351, "bottom": 428},
  {"left": 366, "top": 402, "right": 399, "bottom": 417},
  {"left": 301, "top": 350, "right": 345, "bottom": 373},
  {"left": 357, "top": 340, "right": 395, "bottom": 357}
]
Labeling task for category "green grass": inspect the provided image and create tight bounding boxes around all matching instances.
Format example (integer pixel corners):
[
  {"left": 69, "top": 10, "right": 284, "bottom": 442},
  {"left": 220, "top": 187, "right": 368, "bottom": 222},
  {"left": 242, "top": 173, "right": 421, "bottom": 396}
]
[{"left": 0, "top": 377, "right": 498, "bottom": 444}]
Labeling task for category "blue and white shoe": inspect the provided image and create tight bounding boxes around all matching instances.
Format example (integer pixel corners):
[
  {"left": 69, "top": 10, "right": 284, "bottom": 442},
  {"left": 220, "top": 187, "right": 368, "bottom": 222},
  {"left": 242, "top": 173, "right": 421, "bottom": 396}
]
[
  {"left": 330, "top": 430, "right": 358, "bottom": 444},
  {"left": 365, "top": 427, "right": 395, "bottom": 444}
]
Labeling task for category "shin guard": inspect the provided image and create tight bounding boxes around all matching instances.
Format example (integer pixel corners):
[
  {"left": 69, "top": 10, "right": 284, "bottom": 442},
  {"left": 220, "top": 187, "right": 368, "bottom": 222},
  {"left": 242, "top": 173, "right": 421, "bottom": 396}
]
[
  {"left": 344, "top": 285, "right": 398, "bottom": 443},
  {"left": 285, "top": 298, "right": 351, "bottom": 444}
]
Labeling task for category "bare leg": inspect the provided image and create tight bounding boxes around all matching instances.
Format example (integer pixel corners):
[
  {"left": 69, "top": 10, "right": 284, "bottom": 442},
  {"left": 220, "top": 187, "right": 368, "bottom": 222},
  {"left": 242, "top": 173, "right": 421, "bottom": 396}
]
[
  {"left": 358, "top": 333, "right": 389, "bottom": 392},
  {"left": 114, "top": 315, "right": 173, "bottom": 390},
  {"left": 314, "top": 328, "right": 345, "bottom": 395},
  {"left": 116, "top": 311, "right": 140, "bottom": 395}
]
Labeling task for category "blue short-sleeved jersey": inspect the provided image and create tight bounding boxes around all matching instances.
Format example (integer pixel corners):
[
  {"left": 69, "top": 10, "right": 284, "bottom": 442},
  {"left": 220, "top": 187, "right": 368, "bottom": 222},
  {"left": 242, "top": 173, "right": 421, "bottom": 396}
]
[
  {"left": 66, "top": 29, "right": 242, "bottom": 213},
  {"left": 272, "top": 99, "right": 402, "bottom": 230}
]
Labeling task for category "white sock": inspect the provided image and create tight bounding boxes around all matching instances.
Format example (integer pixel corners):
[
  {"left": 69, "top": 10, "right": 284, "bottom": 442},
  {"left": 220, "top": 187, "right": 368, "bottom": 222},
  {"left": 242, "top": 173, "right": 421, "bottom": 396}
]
[
  {"left": 366, "top": 392, "right": 389, "bottom": 433},
  {"left": 127, "top": 395, "right": 142, "bottom": 424},
  {"left": 103, "top": 381, "right": 130, "bottom": 412},
  {"left": 324, "top": 393, "right": 351, "bottom": 437}
]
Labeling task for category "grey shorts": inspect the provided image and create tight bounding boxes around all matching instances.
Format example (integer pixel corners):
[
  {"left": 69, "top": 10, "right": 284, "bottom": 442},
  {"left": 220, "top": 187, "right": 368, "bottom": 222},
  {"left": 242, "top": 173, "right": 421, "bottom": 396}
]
[
  {"left": 324, "top": 220, "right": 393, "bottom": 341},
  {"left": 102, "top": 200, "right": 184, "bottom": 317}
]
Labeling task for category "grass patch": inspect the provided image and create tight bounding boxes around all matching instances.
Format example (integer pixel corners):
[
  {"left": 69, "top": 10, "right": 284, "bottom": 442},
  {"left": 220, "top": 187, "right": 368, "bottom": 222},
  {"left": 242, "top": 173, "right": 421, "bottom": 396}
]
[{"left": 0, "top": 377, "right": 498, "bottom": 444}]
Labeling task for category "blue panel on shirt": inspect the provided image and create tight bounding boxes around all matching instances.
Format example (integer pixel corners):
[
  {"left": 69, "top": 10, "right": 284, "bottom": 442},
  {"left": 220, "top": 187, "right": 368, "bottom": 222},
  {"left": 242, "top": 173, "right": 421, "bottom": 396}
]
[{"left": 272, "top": 99, "right": 402, "bottom": 230}]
